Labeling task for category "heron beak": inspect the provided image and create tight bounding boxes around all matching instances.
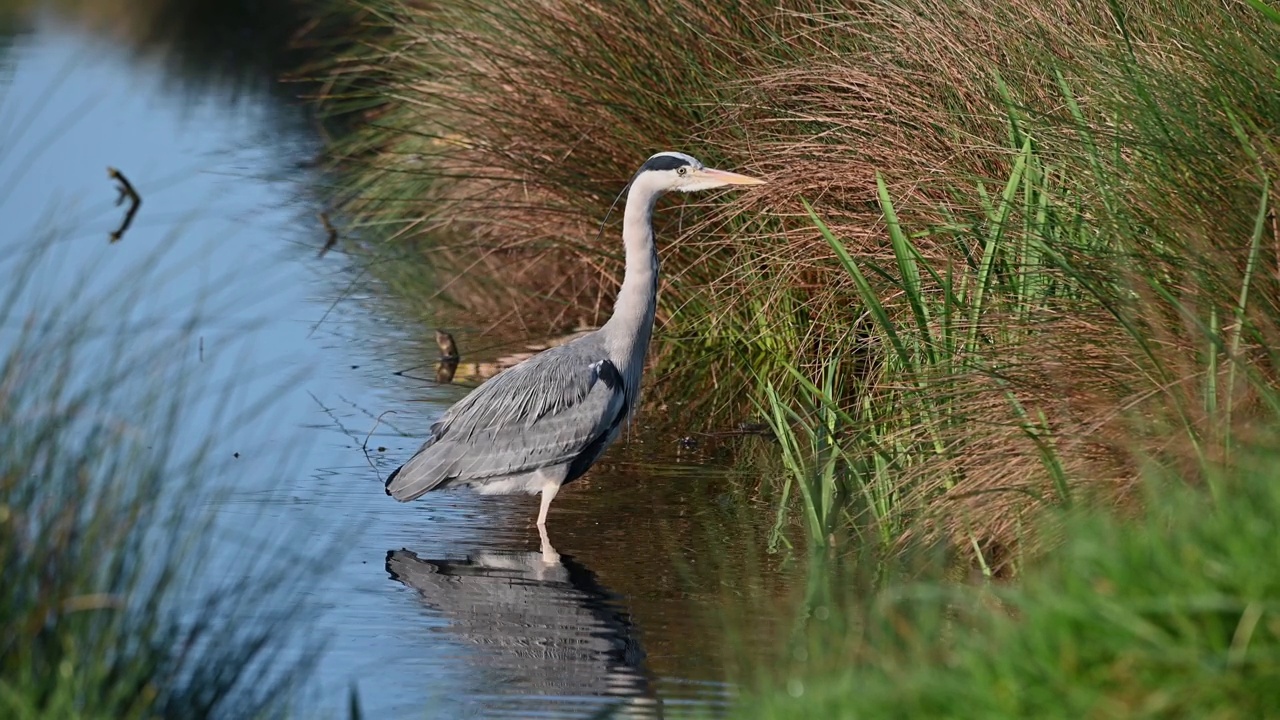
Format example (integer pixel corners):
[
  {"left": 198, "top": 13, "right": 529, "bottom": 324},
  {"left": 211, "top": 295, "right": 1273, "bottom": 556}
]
[{"left": 697, "top": 168, "right": 767, "bottom": 186}]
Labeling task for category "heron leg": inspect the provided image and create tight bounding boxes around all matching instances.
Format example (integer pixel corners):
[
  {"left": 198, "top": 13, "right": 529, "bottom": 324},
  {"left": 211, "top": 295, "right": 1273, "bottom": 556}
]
[
  {"left": 536, "top": 479, "right": 560, "bottom": 528},
  {"left": 537, "top": 523, "right": 560, "bottom": 564}
]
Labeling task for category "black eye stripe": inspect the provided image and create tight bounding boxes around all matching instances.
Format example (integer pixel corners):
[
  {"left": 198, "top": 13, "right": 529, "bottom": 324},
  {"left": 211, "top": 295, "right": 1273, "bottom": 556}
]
[{"left": 639, "top": 154, "right": 692, "bottom": 173}]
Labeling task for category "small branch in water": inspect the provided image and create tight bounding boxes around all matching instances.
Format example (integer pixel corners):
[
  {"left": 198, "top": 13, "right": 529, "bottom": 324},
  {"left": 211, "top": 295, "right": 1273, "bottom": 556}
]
[
  {"left": 392, "top": 364, "right": 428, "bottom": 379},
  {"left": 362, "top": 410, "right": 397, "bottom": 452},
  {"left": 362, "top": 410, "right": 397, "bottom": 480},
  {"left": 391, "top": 365, "right": 464, "bottom": 387},
  {"left": 318, "top": 212, "right": 338, "bottom": 257},
  {"left": 308, "top": 266, "right": 368, "bottom": 338},
  {"left": 435, "top": 359, "right": 458, "bottom": 384},
  {"left": 107, "top": 167, "right": 141, "bottom": 243},
  {"left": 433, "top": 330, "right": 460, "bottom": 384}
]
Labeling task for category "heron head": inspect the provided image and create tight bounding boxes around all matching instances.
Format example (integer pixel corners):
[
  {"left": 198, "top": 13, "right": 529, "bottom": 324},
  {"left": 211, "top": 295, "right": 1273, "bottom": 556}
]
[{"left": 633, "top": 151, "right": 766, "bottom": 194}]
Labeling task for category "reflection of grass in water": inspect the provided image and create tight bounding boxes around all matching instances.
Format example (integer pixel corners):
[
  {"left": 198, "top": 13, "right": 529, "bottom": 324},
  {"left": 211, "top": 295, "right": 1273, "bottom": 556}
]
[
  {"left": 0, "top": 241, "right": 324, "bottom": 716},
  {"left": 735, "top": 445, "right": 1280, "bottom": 719},
  {"left": 0, "top": 0, "right": 368, "bottom": 116}
]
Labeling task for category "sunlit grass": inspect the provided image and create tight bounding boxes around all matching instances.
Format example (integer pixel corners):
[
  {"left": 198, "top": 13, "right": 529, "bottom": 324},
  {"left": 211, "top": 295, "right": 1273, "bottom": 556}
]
[
  {"left": 724, "top": 2, "right": 1280, "bottom": 561},
  {"left": 760, "top": 124, "right": 1086, "bottom": 557}
]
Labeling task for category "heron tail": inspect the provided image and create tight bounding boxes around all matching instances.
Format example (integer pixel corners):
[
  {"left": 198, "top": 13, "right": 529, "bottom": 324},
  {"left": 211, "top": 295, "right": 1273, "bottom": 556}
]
[{"left": 384, "top": 451, "right": 451, "bottom": 502}]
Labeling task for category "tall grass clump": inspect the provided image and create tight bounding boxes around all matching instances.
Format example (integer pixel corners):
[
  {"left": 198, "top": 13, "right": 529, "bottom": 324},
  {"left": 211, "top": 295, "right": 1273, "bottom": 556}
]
[
  {"left": 763, "top": 2, "right": 1280, "bottom": 562},
  {"left": 759, "top": 140, "right": 1077, "bottom": 552},
  {"left": 322, "top": 0, "right": 794, "bottom": 340},
  {"left": 321, "top": 1, "right": 1262, "bottom": 352},
  {"left": 734, "top": 437, "right": 1280, "bottom": 719},
  {"left": 756, "top": 126, "right": 1096, "bottom": 556},
  {"left": 0, "top": 250, "right": 317, "bottom": 718},
  {"left": 322, "top": 0, "right": 1280, "bottom": 553}
]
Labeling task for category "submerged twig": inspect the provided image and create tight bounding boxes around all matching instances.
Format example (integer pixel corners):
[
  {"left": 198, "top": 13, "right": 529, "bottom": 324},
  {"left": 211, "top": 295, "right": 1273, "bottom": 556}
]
[
  {"left": 362, "top": 410, "right": 399, "bottom": 481},
  {"left": 362, "top": 410, "right": 397, "bottom": 453},
  {"left": 308, "top": 266, "right": 368, "bottom": 338},
  {"left": 318, "top": 212, "right": 339, "bottom": 258},
  {"left": 433, "top": 330, "right": 461, "bottom": 384},
  {"left": 107, "top": 167, "right": 141, "bottom": 243},
  {"left": 435, "top": 359, "right": 459, "bottom": 385}
]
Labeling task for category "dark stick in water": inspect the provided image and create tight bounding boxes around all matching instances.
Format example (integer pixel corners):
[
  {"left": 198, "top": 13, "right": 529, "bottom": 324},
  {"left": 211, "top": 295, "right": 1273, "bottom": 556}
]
[
  {"left": 318, "top": 212, "right": 339, "bottom": 257},
  {"left": 107, "top": 167, "right": 141, "bottom": 243}
]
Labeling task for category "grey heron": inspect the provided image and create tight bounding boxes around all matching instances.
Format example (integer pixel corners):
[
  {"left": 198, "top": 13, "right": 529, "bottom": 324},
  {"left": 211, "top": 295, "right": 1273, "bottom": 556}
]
[{"left": 385, "top": 152, "right": 765, "bottom": 528}]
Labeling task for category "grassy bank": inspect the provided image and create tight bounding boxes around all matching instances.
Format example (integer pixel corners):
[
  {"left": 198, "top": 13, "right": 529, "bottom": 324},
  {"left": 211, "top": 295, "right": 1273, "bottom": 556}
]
[
  {"left": 320, "top": 0, "right": 1280, "bottom": 558},
  {"left": 734, "top": 439, "right": 1280, "bottom": 719}
]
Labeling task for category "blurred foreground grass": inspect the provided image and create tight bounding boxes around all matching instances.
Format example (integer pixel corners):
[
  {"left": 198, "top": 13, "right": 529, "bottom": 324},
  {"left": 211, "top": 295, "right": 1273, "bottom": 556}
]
[
  {"left": 735, "top": 442, "right": 1280, "bottom": 719},
  {"left": 0, "top": 240, "right": 321, "bottom": 717}
]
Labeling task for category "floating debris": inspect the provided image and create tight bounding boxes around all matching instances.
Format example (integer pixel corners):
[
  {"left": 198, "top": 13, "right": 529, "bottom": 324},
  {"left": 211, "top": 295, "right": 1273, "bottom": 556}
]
[
  {"left": 428, "top": 327, "right": 600, "bottom": 386},
  {"left": 435, "top": 359, "right": 458, "bottom": 385},
  {"left": 435, "top": 329, "right": 459, "bottom": 361},
  {"left": 435, "top": 329, "right": 460, "bottom": 384}
]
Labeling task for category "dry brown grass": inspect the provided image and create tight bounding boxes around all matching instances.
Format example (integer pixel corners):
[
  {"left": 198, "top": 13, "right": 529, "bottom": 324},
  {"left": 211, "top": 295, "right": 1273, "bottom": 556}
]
[{"left": 325, "top": 0, "right": 1262, "bottom": 323}]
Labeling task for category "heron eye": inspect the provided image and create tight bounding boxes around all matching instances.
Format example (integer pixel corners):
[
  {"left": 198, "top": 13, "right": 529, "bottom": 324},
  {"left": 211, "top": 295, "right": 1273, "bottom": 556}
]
[{"left": 677, "top": 167, "right": 687, "bottom": 176}]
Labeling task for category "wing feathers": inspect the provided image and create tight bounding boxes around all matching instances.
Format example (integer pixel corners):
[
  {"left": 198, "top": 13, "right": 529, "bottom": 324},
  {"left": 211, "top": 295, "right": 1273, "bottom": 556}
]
[{"left": 385, "top": 341, "right": 625, "bottom": 501}]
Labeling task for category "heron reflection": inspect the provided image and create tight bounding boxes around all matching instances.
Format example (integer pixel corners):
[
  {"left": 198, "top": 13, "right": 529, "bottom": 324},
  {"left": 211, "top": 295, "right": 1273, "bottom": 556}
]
[{"left": 385, "top": 531, "right": 662, "bottom": 718}]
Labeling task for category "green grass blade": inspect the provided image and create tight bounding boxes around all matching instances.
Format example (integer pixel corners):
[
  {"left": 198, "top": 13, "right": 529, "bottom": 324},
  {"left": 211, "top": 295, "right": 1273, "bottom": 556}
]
[
  {"left": 1225, "top": 173, "right": 1271, "bottom": 456},
  {"left": 876, "top": 172, "right": 936, "bottom": 366},
  {"left": 1243, "top": 0, "right": 1280, "bottom": 27},
  {"left": 967, "top": 136, "right": 1032, "bottom": 354},
  {"left": 804, "top": 198, "right": 914, "bottom": 371}
]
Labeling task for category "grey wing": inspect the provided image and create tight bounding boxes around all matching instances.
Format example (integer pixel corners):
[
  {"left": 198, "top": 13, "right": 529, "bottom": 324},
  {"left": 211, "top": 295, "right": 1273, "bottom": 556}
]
[{"left": 385, "top": 341, "right": 626, "bottom": 502}]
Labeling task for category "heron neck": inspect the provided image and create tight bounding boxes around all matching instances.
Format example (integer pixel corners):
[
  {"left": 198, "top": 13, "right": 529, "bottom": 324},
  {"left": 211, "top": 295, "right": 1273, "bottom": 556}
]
[{"left": 602, "top": 183, "right": 661, "bottom": 390}]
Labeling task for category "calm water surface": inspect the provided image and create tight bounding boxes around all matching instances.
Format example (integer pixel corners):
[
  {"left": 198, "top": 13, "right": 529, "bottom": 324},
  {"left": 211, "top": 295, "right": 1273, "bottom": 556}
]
[{"left": 0, "top": 14, "right": 793, "bottom": 720}]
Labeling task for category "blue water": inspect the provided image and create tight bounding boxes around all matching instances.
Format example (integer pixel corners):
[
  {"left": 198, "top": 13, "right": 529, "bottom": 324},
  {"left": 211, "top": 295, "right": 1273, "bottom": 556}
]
[{"left": 0, "top": 14, "right": 750, "bottom": 719}]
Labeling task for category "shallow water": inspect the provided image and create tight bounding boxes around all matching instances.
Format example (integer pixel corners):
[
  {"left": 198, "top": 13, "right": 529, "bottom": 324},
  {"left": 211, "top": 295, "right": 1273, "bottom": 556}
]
[{"left": 0, "top": 11, "right": 793, "bottom": 719}]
